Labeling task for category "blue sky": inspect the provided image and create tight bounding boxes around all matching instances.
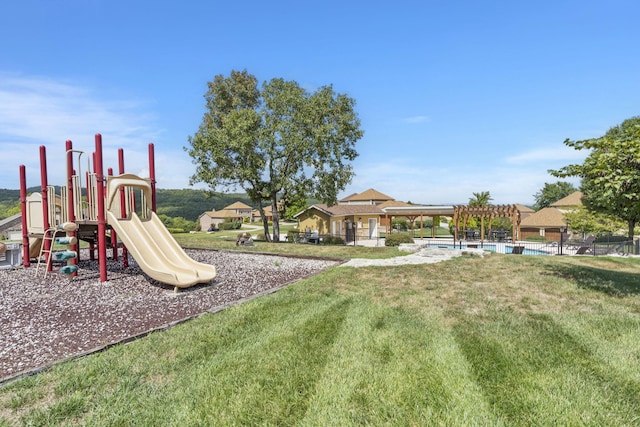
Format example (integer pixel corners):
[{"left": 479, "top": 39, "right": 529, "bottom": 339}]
[{"left": 1, "top": 0, "right": 639, "bottom": 205}]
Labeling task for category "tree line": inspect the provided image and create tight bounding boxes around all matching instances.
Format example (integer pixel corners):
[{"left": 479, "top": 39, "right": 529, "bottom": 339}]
[{"left": 0, "top": 187, "right": 257, "bottom": 222}]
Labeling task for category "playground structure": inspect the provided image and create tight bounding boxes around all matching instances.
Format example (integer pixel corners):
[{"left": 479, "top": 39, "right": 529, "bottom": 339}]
[{"left": 19, "top": 134, "right": 216, "bottom": 289}]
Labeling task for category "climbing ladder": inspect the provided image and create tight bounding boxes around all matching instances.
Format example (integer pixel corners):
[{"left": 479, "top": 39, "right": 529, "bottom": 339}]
[
  {"left": 35, "top": 223, "right": 79, "bottom": 280},
  {"left": 35, "top": 227, "right": 57, "bottom": 278}
]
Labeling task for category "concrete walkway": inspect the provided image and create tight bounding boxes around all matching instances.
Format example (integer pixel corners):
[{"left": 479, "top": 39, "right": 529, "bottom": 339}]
[{"left": 340, "top": 244, "right": 490, "bottom": 268}]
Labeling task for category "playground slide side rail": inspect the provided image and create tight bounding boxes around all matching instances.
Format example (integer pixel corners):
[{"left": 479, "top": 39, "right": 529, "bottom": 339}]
[{"left": 106, "top": 211, "right": 215, "bottom": 287}]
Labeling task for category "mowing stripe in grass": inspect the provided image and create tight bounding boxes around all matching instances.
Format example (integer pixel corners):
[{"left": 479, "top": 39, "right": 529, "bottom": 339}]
[
  {"left": 4, "top": 255, "right": 640, "bottom": 426},
  {"left": 301, "top": 300, "right": 499, "bottom": 426},
  {"left": 69, "top": 287, "right": 352, "bottom": 426},
  {"left": 454, "top": 311, "right": 640, "bottom": 425}
]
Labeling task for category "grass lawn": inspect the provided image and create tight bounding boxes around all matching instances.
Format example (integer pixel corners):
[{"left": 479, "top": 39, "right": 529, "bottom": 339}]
[
  {"left": 174, "top": 231, "right": 400, "bottom": 259},
  {"left": 2, "top": 249, "right": 640, "bottom": 425}
]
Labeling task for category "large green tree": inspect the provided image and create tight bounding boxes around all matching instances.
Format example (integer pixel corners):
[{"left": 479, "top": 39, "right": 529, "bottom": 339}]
[
  {"left": 532, "top": 181, "right": 577, "bottom": 211},
  {"left": 186, "top": 70, "right": 363, "bottom": 241},
  {"left": 563, "top": 206, "right": 627, "bottom": 238},
  {"left": 550, "top": 116, "right": 640, "bottom": 239}
]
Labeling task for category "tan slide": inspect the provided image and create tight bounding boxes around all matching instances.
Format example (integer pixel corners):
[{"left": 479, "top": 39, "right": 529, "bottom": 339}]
[{"left": 106, "top": 174, "right": 216, "bottom": 288}]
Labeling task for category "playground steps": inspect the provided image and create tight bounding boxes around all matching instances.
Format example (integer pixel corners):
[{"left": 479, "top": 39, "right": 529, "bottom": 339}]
[
  {"left": 35, "top": 223, "right": 79, "bottom": 280},
  {"left": 35, "top": 228, "right": 58, "bottom": 278}
]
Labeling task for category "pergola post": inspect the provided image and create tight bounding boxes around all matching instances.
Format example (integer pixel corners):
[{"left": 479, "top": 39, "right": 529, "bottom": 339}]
[{"left": 453, "top": 204, "right": 522, "bottom": 243}]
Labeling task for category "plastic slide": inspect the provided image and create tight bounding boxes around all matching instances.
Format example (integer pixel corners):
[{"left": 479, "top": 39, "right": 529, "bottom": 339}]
[{"left": 105, "top": 174, "right": 216, "bottom": 288}]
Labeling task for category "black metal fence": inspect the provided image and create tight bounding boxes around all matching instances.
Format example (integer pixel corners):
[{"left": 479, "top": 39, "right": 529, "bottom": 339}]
[{"left": 287, "top": 229, "right": 640, "bottom": 256}]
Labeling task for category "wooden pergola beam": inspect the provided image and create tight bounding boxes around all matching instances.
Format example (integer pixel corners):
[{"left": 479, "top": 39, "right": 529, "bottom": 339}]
[{"left": 453, "top": 204, "right": 522, "bottom": 241}]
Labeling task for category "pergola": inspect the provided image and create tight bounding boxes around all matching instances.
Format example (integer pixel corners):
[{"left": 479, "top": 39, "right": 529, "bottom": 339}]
[
  {"left": 382, "top": 205, "right": 455, "bottom": 238},
  {"left": 452, "top": 204, "right": 521, "bottom": 241}
]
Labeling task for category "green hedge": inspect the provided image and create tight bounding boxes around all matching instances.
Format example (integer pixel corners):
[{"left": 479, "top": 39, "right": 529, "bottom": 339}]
[
  {"left": 385, "top": 233, "right": 414, "bottom": 246},
  {"left": 322, "top": 236, "right": 345, "bottom": 245},
  {"left": 219, "top": 222, "right": 242, "bottom": 231}
]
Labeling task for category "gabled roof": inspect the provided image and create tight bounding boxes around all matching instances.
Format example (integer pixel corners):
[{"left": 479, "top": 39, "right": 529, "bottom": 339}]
[
  {"left": 209, "top": 210, "right": 243, "bottom": 219},
  {"left": 338, "top": 193, "right": 359, "bottom": 202},
  {"left": 253, "top": 205, "right": 274, "bottom": 215},
  {"left": 514, "top": 204, "right": 535, "bottom": 213},
  {"left": 199, "top": 210, "right": 216, "bottom": 218},
  {"left": 340, "top": 188, "right": 394, "bottom": 202},
  {"left": 520, "top": 207, "right": 567, "bottom": 228},
  {"left": 294, "top": 203, "right": 384, "bottom": 218},
  {"left": 200, "top": 207, "right": 247, "bottom": 219},
  {"left": 224, "top": 201, "right": 253, "bottom": 210},
  {"left": 551, "top": 191, "right": 583, "bottom": 208}
]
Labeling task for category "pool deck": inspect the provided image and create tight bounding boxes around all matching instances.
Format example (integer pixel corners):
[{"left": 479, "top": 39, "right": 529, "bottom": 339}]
[{"left": 354, "top": 237, "right": 568, "bottom": 255}]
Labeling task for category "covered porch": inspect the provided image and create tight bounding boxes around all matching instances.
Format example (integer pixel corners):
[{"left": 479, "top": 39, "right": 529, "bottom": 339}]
[{"left": 382, "top": 205, "right": 455, "bottom": 238}]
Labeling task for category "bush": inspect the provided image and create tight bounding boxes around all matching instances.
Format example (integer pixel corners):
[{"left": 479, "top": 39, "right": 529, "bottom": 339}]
[
  {"left": 385, "top": 233, "right": 414, "bottom": 246},
  {"left": 219, "top": 221, "right": 241, "bottom": 231},
  {"left": 167, "top": 228, "right": 185, "bottom": 234},
  {"left": 288, "top": 229, "right": 300, "bottom": 243},
  {"left": 524, "top": 235, "right": 547, "bottom": 242},
  {"left": 322, "top": 236, "right": 344, "bottom": 245}
]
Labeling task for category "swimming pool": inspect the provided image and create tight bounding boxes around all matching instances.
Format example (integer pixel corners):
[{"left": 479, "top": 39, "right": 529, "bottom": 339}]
[{"left": 427, "top": 243, "right": 550, "bottom": 256}]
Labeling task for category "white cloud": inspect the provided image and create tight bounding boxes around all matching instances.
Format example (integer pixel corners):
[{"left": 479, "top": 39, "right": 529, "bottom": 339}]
[
  {"left": 401, "top": 115, "right": 431, "bottom": 124},
  {"left": 0, "top": 73, "right": 161, "bottom": 189},
  {"left": 505, "top": 145, "right": 588, "bottom": 165},
  {"left": 344, "top": 151, "right": 583, "bottom": 207}
]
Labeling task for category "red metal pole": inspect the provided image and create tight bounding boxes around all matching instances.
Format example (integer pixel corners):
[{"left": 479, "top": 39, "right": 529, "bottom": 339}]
[
  {"left": 148, "top": 143, "right": 156, "bottom": 212},
  {"left": 40, "top": 146, "right": 52, "bottom": 272},
  {"left": 118, "top": 148, "right": 128, "bottom": 268},
  {"left": 19, "top": 165, "right": 30, "bottom": 268},
  {"left": 65, "top": 140, "right": 78, "bottom": 275},
  {"left": 95, "top": 134, "right": 108, "bottom": 282}
]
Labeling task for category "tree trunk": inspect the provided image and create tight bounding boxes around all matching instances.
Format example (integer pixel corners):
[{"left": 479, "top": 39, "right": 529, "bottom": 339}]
[
  {"left": 271, "top": 196, "right": 280, "bottom": 243},
  {"left": 628, "top": 219, "right": 636, "bottom": 240},
  {"left": 256, "top": 204, "right": 271, "bottom": 242}
]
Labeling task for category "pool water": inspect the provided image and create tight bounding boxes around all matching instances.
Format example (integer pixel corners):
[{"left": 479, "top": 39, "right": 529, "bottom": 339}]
[{"left": 427, "top": 243, "right": 550, "bottom": 256}]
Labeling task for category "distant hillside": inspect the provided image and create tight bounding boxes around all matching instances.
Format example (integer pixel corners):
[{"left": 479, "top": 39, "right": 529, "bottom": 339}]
[
  {"left": 0, "top": 187, "right": 255, "bottom": 221},
  {"left": 156, "top": 189, "right": 255, "bottom": 221}
]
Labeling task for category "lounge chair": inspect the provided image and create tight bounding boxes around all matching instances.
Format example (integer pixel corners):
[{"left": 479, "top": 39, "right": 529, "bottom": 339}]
[
  {"left": 567, "top": 235, "right": 595, "bottom": 251},
  {"left": 570, "top": 235, "right": 595, "bottom": 255},
  {"left": 575, "top": 245, "right": 591, "bottom": 255},
  {"left": 511, "top": 246, "right": 525, "bottom": 255}
]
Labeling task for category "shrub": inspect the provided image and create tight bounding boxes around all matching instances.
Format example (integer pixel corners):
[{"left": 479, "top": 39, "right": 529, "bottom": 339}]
[
  {"left": 288, "top": 229, "right": 300, "bottom": 243},
  {"left": 167, "top": 228, "right": 185, "bottom": 234},
  {"left": 322, "top": 236, "right": 344, "bottom": 245},
  {"left": 219, "top": 221, "right": 241, "bottom": 231},
  {"left": 385, "top": 233, "right": 414, "bottom": 246}
]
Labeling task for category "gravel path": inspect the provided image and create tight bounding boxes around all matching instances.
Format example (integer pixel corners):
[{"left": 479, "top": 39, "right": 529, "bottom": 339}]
[
  {"left": 0, "top": 249, "right": 340, "bottom": 383},
  {"left": 340, "top": 246, "right": 489, "bottom": 267}
]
